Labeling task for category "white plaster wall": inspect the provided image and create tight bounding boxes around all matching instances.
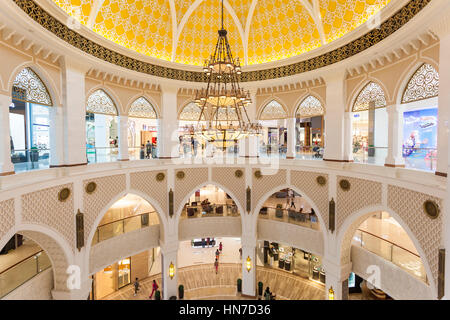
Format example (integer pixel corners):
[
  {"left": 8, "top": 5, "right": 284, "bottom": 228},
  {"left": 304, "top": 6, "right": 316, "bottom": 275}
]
[
  {"left": 257, "top": 219, "right": 324, "bottom": 256},
  {"left": 89, "top": 224, "right": 160, "bottom": 274},
  {"left": 2, "top": 268, "right": 53, "bottom": 300},
  {"left": 351, "top": 245, "right": 434, "bottom": 300},
  {"left": 178, "top": 217, "right": 242, "bottom": 241}
]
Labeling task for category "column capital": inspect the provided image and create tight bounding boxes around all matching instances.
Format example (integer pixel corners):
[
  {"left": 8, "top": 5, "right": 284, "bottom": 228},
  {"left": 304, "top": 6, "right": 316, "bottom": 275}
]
[
  {"left": 322, "top": 258, "right": 352, "bottom": 282},
  {"left": 159, "top": 239, "right": 179, "bottom": 254}
]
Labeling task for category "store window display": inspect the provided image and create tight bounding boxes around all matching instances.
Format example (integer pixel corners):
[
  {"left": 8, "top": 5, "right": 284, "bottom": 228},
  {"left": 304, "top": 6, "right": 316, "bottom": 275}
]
[
  {"left": 178, "top": 102, "right": 207, "bottom": 157},
  {"left": 258, "top": 101, "right": 288, "bottom": 156},
  {"left": 85, "top": 89, "right": 119, "bottom": 163}
]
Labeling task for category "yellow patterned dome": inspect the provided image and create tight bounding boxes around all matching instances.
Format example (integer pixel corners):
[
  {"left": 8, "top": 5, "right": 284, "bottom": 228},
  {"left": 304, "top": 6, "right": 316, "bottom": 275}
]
[{"left": 51, "top": 0, "right": 391, "bottom": 66}]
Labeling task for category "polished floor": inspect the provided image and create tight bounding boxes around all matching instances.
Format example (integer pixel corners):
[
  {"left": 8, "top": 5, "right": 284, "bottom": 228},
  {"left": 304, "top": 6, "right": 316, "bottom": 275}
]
[{"left": 101, "top": 263, "right": 325, "bottom": 300}]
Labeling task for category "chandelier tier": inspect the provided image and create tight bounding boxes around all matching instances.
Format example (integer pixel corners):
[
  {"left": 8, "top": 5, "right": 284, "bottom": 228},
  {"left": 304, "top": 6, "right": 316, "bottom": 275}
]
[{"left": 193, "top": 0, "right": 261, "bottom": 149}]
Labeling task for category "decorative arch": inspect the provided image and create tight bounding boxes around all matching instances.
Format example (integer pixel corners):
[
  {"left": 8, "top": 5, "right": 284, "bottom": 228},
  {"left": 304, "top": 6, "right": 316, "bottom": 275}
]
[
  {"left": 86, "top": 88, "right": 118, "bottom": 116},
  {"left": 352, "top": 81, "right": 387, "bottom": 112},
  {"left": 251, "top": 184, "right": 327, "bottom": 243},
  {"left": 258, "top": 100, "right": 288, "bottom": 120},
  {"left": 174, "top": 181, "right": 246, "bottom": 228},
  {"left": 337, "top": 205, "right": 435, "bottom": 292},
  {"left": 402, "top": 63, "right": 439, "bottom": 104},
  {"left": 295, "top": 95, "right": 325, "bottom": 118},
  {"left": 11, "top": 67, "right": 53, "bottom": 106},
  {"left": 178, "top": 101, "right": 206, "bottom": 121},
  {"left": 128, "top": 96, "right": 158, "bottom": 119}
]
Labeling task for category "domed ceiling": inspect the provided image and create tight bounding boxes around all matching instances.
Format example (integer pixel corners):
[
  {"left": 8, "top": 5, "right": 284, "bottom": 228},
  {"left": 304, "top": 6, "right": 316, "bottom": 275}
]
[{"left": 51, "top": 0, "right": 391, "bottom": 66}]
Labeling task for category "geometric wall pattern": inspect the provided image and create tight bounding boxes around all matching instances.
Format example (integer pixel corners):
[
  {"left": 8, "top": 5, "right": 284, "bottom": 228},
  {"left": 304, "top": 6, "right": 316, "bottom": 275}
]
[
  {"left": 174, "top": 167, "right": 209, "bottom": 216},
  {"left": 0, "top": 199, "right": 15, "bottom": 244},
  {"left": 211, "top": 167, "right": 246, "bottom": 212},
  {"left": 251, "top": 168, "right": 287, "bottom": 210}
]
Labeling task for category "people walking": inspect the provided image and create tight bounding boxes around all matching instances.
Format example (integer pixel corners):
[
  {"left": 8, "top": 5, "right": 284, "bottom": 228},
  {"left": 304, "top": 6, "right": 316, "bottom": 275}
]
[
  {"left": 219, "top": 242, "right": 223, "bottom": 253},
  {"left": 149, "top": 279, "right": 158, "bottom": 299},
  {"left": 140, "top": 144, "right": 145, "bottom": 160},
  {"left": 133, "top": 277, "right": 140, "bottom": 296},
  {"left": 214, "top": 258, "right": 219, "bottom": 274},
  {"left": 145, "top": 140, "right": 151, "bottom": 159},
  {"left": 215, "top": 248, "right": 220, "bottom": 260},
  {"left": 239, "top": 247, "right": 242, "bottom": 259}
]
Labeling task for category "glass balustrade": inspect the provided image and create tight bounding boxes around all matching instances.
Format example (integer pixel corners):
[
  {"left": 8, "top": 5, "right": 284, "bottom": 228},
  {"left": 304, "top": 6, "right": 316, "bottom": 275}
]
[
  {"left": 258, "top": 206, "right": 320, "bottom": 230},
  {"left": 353, "top": 229, "right": 427, "bottom": 283},
  {"left": 11, "top": 148, "right": 50, "bottom": 173},
  {"left": 86, "top": 147, "right": 118, "bottom": 164},
  {"left": 0, "top": 250, "right": 51, "bottom": 298},
  {"left": 353, "top": 147, "right": 388, "bottom": 166},
  {"left": 180, "top": 202, "right": 240, "bottom": 219},
  {"left": 403, "top": 147, "right": 437, "bottom": 172}
]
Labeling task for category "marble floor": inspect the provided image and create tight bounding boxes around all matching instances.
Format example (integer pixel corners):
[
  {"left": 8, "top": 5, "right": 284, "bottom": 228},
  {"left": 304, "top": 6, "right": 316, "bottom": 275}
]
[{"left": 101, "top": 263, "right": 325, "bottom": 300}]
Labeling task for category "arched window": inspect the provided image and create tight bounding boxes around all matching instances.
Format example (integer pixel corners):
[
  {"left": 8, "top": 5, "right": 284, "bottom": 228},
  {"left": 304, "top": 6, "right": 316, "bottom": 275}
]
[
  {"left": 86, "top": 89, "right": 118, "bottom": 115},
  {"left": 215, "top": 106, "right": 239, "bottom": 121},
  {"left": 129, "top": 97, "right": 157, "bottom": 119},
  {"left": 179, "top": 102, "right": 205, "bottom": 121},
  {"left": 296, "top": 95, "right": 324, "bottom": 118},
  {"left": 12, "top": 67, "right": 52, "bottom": 106},
  {"left": 402, "top": 64, "right": 439, "bottom": 104},
  {"left": 259, "top": 100, "right": 287, "bottom": 120},
  {"left": 353, "top": 82, "right": 386, "bottom": 112}
]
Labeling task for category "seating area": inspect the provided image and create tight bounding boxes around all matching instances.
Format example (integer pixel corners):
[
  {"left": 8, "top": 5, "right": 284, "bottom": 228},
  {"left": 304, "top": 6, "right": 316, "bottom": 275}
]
[{"left": 184, "top": 201, "right": 239, "bottom": 218}]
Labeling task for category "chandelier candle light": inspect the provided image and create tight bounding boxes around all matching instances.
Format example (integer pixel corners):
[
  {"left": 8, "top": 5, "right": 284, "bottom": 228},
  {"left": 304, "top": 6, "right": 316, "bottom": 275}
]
[{"left": 193, "top": 0, "right": 261, "bottom": 150}]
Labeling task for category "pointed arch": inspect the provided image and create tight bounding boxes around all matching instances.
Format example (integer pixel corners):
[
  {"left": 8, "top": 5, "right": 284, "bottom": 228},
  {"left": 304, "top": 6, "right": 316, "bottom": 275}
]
[
  {"left": 352, "top": 81, "right": 387, "bottom": 112},
  {"left": 86, "top": 89, "right": 118, "bottom": 116},
  {"left": 178, "top": 101, "right": 206, "bottom": 121},
  {"left": 11, "top": 67, "right": 53, "bottom": 106},
  {"left": 295, "top": 94, "right": 325, "bottom": 118},
  {"left": 128, "top": 96, "right": 158, "bottom": 119},
  {"left": 402, "top": 63, "right": 439, "bottom": 104},
  {"left": 258, "top": 99, "right": 288, "bottom": 120}
]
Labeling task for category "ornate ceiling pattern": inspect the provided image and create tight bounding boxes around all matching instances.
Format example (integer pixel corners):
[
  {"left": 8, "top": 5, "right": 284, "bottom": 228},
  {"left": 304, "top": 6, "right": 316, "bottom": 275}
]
[
  {"left": 259, "top": 100, "right": 287, "bottom": 120},
  {"left": 51, "top": 0, "right": 391, "bottom": 66}
]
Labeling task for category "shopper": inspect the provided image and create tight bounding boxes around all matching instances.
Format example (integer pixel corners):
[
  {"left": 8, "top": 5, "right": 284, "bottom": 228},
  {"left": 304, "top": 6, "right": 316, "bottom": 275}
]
[
  {"left": 149, "top": 279, "right": 158, "bottom": 299},
  {"left": 239, "top": 247, "right": 242, "bottom": 259},
  {"left": 215, "top": 248, "right": 220, "bottom": 260},
  {"left": 133, "top": 278, "right": 140, "bottom": 296},
  {"left": 264, "top": 287, "right": 271, "bottom": 300},
  {"left": 219, "top": 242, "right": 223, "bottom": 253},
  {"left": 140, "top": 144, "right": 145, "bottom": 160},
  {"left": 214, "top": 258, "right": 219, "bottom": 274},
  {"left": 145, "top": 140, "right": 152, "bottom": 159}
]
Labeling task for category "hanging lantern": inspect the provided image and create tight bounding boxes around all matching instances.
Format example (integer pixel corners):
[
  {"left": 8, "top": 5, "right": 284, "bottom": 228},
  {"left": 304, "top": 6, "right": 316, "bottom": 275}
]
[
  {"left": 328, "top": 287, "right": 335, "bottom": 300},
  {"left": 246, "top": 256, "right": 252, "bottom": 272},
  {"left": 169, "top": 262, "right": 175, "bottom": 279}
]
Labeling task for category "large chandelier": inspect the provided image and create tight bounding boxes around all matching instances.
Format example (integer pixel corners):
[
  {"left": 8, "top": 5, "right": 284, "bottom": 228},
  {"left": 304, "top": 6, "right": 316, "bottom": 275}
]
[{"left": 193, "top": 0, "right": 261, "bottom": 149}]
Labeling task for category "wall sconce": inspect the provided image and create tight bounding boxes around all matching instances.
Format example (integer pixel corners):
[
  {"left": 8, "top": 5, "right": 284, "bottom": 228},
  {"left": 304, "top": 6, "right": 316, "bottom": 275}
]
[
  {"left": 328, "top": 287, "right": 334, "bottom": 300},
  {"left": 169, "top": 262, "right": 175, "bottom": 279},
  {"left": 246, "top": 256, "right": 252, "bottom": 272}
]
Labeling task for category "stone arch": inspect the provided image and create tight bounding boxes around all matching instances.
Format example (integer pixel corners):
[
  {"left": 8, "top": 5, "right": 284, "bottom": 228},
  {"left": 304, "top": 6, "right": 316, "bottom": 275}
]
[
  {"left": 398, "top": 62, "right": 439, "bottom": 105},
  {"left": 174, "top": 181, "right": 246, "bottom": 229},
  {"left": 126, "top": 93, "right": 160, "bottom": 118},
  {"left": 351, "top": 80, "right": 389, "bottom": 112},
  {"left": 85, "top": 85, "right": 121, "bottom": 116},
  {"left": 294, "top": 94, "right": 326, "bottom": 118},
  {"left": 0, "top": 223, "right": 72, "bottom": 292},
  {"left": 336, "top": 205, "right": 435, "bottom": 294},
  {"left": 8, "top": 62, "right": 60, "bottom": 107},
  {"left": 257, "top": 97, "right": 288, "bottom": 120}
]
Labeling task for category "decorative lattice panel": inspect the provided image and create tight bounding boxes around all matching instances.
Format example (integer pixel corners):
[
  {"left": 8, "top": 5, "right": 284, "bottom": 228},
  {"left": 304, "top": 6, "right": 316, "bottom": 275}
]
[
  {"left": 211, "top": 167, "right": 246, "bottom": 212},
  {"left": 252, "top": 169, "right": 287, "bottom": 210},
  {"left": 22, "top": 184, "right": 75, "bottom": 248},
  {"left": 387, "top": 185, "right": 442, "bottom": 286},
  {"left": 21, "top": 230, "right": 69, "bottom": 291},
  {"left": 402, "top": 63, "right": 439, "bottom": 103},
  {"left": 0, "top": 199, "right": 14, "bottom": 243},
  {"left": 291, "top": 171, "right": 328, "bottom": 227},
  {"left": 83, "top": 174, "right": 126, "bottom": 243},
  {"left": 130, "top": 170, "right": 168, "bottom": 218},
  {"left": 353, "top": 82, "right": 386, "bottom": 112},
  {"left": 336, "top": 176, "right": 382, "bottom": 231},
  {"left": 174, "top": 168, "right": 209, "bottom": 214}
]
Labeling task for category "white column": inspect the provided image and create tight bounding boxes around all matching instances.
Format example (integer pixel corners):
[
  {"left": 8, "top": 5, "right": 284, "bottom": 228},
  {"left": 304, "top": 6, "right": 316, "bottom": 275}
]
[
  {"left": 323, "top": 70, "right": 347, "bottom": 162},
  {"left": 118, "top": 115, "right": 129, "bottom": 161},
  {"left": 323, "top": 257, "right": 352, "bottom": 300},
  {"left": 384, "top": 104, "right": 405, "bottom": 167},
  {"left": 61, "top": 58, "right": 89, "bottom": 166},
  {"left": 0, "top": 93, "right": 15, "bottom": 175},
  {"left": 160, "top": 241, "right": 178, "bottom": 300},
  {"left": 343, "top": 112, "right": 354, "bottom": 162},
  {"left": 286, "top": 117, "right": 296, "bottom": 159},
  {"left": 158, "top": 85, "right": 179, "bottom": 159},
  {"left": 241, "top": 234, "right": 256, "bottom": 297},
  {"left": 49, "top": 105, "right": 64, "bottom": 167},
  {"left": 239, "top": 135, "right": 259, "bottom": 158}
]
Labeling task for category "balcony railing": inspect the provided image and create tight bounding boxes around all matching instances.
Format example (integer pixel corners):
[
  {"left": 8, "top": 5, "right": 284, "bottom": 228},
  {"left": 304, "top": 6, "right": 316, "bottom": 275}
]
[
  {"left": 259, "top": 205, "right": 320, "bottom": 230},
  {"left": 92, "top": 211, "right": 157, "bottom": 245},
  {"left": 11, "top": 148, "right": 50, "bottom": 173},
  {"left": 0, "top": 250, "right": 51, "bottom": 298},
  {"left": 181, "top": 202, "right": 240, "bottom": 219},
  {"left": 86, "top": 147, "right": 118, "bottom": 164},
  {"left": 354, "top": 229, "right": 427, "bottom": 283}
]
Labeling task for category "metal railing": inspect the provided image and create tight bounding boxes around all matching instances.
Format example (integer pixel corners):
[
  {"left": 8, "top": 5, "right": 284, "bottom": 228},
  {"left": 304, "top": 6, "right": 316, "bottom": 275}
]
[
  {"left": 354, "top": 229, "right": 427, "bottom": 283},
  {"left": 92, "top": 211, "right": 155, "bottom": 245},
  {"left": 0, "top": 250, "right": 51, "bottom": 298}
]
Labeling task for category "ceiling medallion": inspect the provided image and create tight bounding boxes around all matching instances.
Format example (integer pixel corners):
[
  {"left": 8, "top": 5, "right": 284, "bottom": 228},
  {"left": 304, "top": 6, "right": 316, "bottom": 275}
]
[
  {"left": 156, "top": 172, "right": 165, "bottom": 182},
  {"left": 254, "top": 170, "right": 262, "bottom": 179},
  {"left": 58, "top": 187, "right": 71, "bottom": 202},
  {"left": 190, "top": 0, "right": 261, "bottom": 150},
  {"left": 316, "top": 176, "right": 327, "bottom": 186},
  {"left": 423, "top": 200, "right": 440, "bottom": 219},
  {"left": 85, "top": 182, "right": 97, "bottom": 194},
  {"left": 235, "top": 169, "right": 244, "bottom": 178},
  {"left": 176, "top": 171, "right": 185, "bottom": 180},
  {"left": 339, "top": 179, "right": 351, "bottom": 191}
]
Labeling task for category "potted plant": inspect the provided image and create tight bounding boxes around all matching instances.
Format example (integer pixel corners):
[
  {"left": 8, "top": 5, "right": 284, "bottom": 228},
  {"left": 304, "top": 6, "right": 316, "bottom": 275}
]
[
  {"left": 237, "top": 278, "right": 242, "bottom": 292},
  {"left": 155, "top": 290, "right": 161, "bottom": 300},
  {"left": 179, "top": 284, "right": 184, "bottom": 299},
  {"left": 258, "top": 282, "right": 263, "bottom": 296}
]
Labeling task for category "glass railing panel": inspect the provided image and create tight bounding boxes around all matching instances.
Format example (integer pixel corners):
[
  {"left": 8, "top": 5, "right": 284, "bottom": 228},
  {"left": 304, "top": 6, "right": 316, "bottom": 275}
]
[
  {"left": 37, "top": 251, "right": 51, "bottom": 272},
  {"left": 0, "top": 255, "right": 38, "bottom": 298},
  {"left": 353, "top": 147, "right": 388, "bottom": 166},
  {"left": 403, "top": 147, "right": 437, "bottom": 172},
  {"left": 123, "top": 215, "right": 142, "bottom": 233},
  {"left": 97, "top": 220, "right": 124, "bottom": 242},
  {"left": 391, "top": 245, "right": 426, "bottom": 282},
  {"left": 295, "top": 146, "right": 324, "bottom": 160},
  {"left": 258, "top": 206, "right": 320, "bottom": 230},
  {"left": 360, "top": 232, "right": 392, "bottom": 261},
  {"left": 86, "top": 147, "right": 119, "bottom": 164},
  {"left": 11, "top": 149, "right": 50, "bottom": 173}
]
